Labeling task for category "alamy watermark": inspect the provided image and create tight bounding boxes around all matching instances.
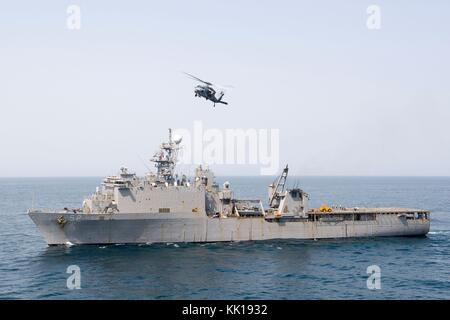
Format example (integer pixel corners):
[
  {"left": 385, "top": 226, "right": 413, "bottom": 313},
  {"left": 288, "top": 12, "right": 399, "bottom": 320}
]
[
  {"left": 66, "top": 265, "right": 81, "bottom": 289},
  {"left": 67, "top": 5, "right": 81, "bottom": 30},
  {"left": 366, "top": 5, "right": 381, "bottom": 30},
  {"left": 366, "top": 265, "right": 381, "bottom": 290},
  {"left": 173, "top": 121, "right": 280, "bottom": 175}
]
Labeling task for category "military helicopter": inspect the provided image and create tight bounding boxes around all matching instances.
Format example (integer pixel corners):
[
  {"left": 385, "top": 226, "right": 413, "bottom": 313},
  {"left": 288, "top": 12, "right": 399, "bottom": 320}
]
[{"left": 184, "top": 72, "right": 232, "bottom": 107}]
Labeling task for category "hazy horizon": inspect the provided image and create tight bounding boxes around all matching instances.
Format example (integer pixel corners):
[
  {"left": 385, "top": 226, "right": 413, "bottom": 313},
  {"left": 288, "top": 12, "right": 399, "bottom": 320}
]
[
  {"left": 1, "top": 1, "right": 449, "bottom": 177},
  {"left": 1, "top": 174, "right": 450, "bottom": 178}
]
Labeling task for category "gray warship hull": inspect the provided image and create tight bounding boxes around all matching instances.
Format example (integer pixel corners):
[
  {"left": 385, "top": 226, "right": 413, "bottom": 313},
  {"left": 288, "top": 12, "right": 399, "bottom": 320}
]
[{"left": 29, "top": 210, "right": 430, "bottom": 245}]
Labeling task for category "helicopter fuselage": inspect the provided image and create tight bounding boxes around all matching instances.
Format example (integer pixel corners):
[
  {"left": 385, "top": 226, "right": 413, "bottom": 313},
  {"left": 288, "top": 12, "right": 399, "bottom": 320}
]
[{"left": 194, "top": 85, "right": 228, "bottom": 106}]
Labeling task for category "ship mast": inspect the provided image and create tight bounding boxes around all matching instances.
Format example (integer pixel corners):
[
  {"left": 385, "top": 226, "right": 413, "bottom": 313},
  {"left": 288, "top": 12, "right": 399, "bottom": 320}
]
[{"left": 151, "top": 128, "right": 181, "bottom": 184}]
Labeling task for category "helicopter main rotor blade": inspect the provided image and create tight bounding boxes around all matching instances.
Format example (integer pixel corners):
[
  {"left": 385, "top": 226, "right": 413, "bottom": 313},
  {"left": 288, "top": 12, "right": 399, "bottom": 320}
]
[
  {"left": 183, "top": 72, "right": 213, "bottom": 86},
  {"left": 215, "top": 84, "right": 235, "bottom": 91}
]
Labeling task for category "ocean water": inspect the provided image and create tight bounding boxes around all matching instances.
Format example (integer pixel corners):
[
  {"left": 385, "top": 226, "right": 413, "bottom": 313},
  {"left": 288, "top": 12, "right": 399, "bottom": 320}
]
[{"left": 0, "top": 176, "right": 449, "bottom": 300}]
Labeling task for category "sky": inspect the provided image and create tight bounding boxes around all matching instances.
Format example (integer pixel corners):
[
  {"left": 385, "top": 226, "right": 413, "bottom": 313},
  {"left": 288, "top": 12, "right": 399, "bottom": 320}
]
[{"left": 1, "top": 0, "right": 449, "bottom": 177}]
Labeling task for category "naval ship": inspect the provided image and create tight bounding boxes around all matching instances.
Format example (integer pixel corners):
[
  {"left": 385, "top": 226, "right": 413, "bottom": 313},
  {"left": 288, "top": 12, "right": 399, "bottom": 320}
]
[{"left": 28, "top": 129, "right": 430, "bottom": 245}]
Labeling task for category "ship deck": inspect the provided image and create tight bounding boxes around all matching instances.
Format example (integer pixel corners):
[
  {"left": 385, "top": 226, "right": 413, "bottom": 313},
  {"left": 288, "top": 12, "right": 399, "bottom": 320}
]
[{"left": 308, "top": 208, "right": 430, "bottom": 215}]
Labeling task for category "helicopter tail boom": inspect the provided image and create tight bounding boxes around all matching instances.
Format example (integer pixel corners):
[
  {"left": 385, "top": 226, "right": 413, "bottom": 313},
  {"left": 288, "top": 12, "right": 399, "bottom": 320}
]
[{"left": 216, "top": 92, "right": 228, "bottom": 105}]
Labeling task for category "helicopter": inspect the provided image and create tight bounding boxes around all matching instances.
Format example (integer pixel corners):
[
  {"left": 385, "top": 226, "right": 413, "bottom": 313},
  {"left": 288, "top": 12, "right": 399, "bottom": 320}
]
[{"left": 184, "top": 72, "right": 231, "bottom": 107}]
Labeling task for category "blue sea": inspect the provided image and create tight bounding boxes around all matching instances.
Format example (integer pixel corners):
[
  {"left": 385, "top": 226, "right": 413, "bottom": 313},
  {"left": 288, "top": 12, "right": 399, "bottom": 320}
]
[{"left": 0, "top": 176, "right": 449, "bottom": 300}]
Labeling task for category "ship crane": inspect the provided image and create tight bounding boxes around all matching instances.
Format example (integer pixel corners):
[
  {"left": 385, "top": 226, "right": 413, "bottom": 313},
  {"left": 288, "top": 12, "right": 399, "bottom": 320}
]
[{"left": 268, "top": 164, "right": 289, "bottom": 207}]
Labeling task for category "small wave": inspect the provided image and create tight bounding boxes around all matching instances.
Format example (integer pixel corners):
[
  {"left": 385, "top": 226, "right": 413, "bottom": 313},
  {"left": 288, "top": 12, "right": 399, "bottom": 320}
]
[
  {"left": 65, "top": 241, "right": 74, "bottom": 247},
  {"left": 396, "top": 248, "right": 411, "bottom": 252},
  {"left": 283, "top": 273, "right": 295, "bottom": 278},
  {"left": 429, "top": 231, "right": 449, "bottom": 235},
  {"left": 173, "top": 244, "right": 179, "bottom": 248},
  {"left": 99, "top": 246, "right": 106, "bottom": 249}
]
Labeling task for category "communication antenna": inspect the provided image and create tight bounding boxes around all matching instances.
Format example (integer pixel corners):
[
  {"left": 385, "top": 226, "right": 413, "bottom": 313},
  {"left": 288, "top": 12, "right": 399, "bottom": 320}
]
[
  {"left": 31, "top": 192, "right": 35, "bottom": 211},
  {"left": 138, "top": 155, "right": 152, "bottom": 172}
]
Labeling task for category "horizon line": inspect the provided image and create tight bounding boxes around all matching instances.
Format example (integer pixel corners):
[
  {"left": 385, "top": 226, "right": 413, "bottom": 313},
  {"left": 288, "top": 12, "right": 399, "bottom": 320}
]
[{"left": 1, "top": 175, "right": 450, "bottom": 179}]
